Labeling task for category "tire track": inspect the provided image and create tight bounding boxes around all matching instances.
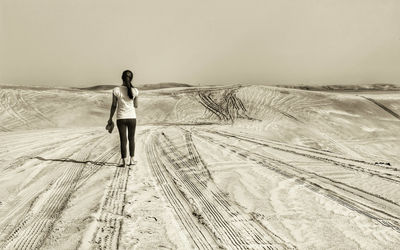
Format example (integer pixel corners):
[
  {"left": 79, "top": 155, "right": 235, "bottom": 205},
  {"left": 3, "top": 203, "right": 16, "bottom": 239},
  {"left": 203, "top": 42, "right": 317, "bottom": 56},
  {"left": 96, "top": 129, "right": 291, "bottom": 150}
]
[
  {"left": 0, "top": 128, "right": 96, "bottom": 150},
  {"left": 0, "top": 90, "right": 38, "bottom": 130},
  {"left": 16, "top": 90, "right": 56, "bottom": 126},
  {"left": 197, "top": 89, "right": 250, "bottom": 122},
  {"left": 0, "top": 129, "right": 100, "bottom": 160},
  {"left": 90, "top": 154, "right": 130, "bottom": 249},
  {"left": 160, "top": 134, "right": 289, "bottom": 248},
  {"left": 183, "top": 131, "right": 214, "bottom": 183},
  {"left": 145, "top": 134, "right": 217, "bottom": 250},
  {"left": 156, "top": 135, "right": 268, "bottom": 248},
  {"left": 0, "top": 90, "right": 29, "bottom": 130},
  {"left": 32, "top": 142, "right": 119, "bottom": 249},
  {"left": 0, "top": 89, "right": 55, "bottom": 130},
  {"left": 0, "top": 133, "right": 105, "bottom": 232},
  {"left": 193, "top": 131, "right": 400, "bottom": 234},
  {"left": 151, "top": 129, "right": 293, "bottom": 249},
  {"left": 75, "top": 145, "right": 119, "bottom": 190},
  {"left": 175, "top": 130, "right": 292, "bottom": 248},
  {"left": 198, "top": 92, "right": 227, "bottom": 120},
  {"left": 0, "top": 126, "right": 11, "bottom": 132},
  {"left": 213, "top": 129, "right": 397, "bottom": 171},
  {"left": 362, "top": 96, "right": 400, "bottom": 120},
  {"left": 196, "top": 131, "right": 400, "bottom": 210},
  {"left": 202, "top": 130, "right": 400, "bottom": 182},
  {"left": 0, "top": 134, "right": 108, "bottom": 250},
  {"left": 2, "top": 133, "right": 86, "bottom": 172}
]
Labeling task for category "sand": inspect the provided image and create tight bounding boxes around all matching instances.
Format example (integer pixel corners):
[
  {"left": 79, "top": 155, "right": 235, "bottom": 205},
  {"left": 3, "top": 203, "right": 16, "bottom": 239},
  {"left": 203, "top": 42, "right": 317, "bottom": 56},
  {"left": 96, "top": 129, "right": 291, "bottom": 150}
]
[{"left": 0, "top": 84, "right": 399, "bottom": 249}]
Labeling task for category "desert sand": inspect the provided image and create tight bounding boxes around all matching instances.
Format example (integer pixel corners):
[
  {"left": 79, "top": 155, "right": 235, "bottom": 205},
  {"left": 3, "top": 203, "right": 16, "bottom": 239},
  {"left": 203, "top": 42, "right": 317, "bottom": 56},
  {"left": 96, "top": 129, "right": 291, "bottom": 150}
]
[{"left": 0, "top": 84, "right": 399, "bottom": 249}]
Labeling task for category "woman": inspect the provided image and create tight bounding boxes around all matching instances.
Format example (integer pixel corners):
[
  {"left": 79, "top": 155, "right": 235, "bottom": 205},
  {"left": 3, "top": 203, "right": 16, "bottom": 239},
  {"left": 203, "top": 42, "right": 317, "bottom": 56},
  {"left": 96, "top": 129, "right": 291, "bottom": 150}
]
[{"left": 107, "top": 70, "right": 139, "bottom": 167}]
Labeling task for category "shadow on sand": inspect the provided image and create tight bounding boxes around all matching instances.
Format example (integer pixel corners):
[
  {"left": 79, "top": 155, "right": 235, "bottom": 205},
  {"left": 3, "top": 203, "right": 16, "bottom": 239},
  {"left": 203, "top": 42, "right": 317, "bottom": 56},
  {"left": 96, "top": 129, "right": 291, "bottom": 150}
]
[{"left": 34, "top": 156, "right": 118, "bottom": 167}]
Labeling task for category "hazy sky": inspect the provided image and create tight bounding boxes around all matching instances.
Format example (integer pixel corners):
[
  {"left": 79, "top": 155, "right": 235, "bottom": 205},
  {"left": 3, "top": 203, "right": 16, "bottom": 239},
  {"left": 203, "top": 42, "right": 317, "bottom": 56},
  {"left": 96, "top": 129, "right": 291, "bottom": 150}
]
[{"left": 1, "top": 0, "right": 400, "bottom": 87}]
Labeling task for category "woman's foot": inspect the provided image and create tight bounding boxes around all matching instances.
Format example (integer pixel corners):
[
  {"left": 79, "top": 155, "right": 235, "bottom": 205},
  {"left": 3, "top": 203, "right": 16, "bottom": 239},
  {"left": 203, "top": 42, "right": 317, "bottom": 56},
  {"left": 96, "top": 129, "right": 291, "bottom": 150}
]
[
  {"left": 129, "top": 157, "right": 137, "bottom": 166},
  {"left": 118, "top": 158, "right": 128, "bottom": 167}
]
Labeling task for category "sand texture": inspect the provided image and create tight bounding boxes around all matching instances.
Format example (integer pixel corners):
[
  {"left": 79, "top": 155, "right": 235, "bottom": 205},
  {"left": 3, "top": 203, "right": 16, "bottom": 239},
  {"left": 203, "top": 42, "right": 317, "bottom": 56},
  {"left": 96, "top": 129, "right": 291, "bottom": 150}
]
[{"left": 0, "top": 85, "right": 399, "bottom": 249}]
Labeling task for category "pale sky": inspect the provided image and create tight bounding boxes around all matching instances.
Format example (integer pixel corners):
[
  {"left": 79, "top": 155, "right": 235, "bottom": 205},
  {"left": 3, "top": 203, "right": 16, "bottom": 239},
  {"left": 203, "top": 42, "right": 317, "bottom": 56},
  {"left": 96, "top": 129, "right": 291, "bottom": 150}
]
[{"left": 1, "top": 0, "right": 400, "bottom": 87}]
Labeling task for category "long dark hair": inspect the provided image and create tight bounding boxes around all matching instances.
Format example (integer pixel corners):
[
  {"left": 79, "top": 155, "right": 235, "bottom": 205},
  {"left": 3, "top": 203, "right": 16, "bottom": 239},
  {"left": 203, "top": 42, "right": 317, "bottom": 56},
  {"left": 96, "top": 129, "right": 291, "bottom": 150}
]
[{"left": 122, "top": 70, "right": 134, "bottom": 99}]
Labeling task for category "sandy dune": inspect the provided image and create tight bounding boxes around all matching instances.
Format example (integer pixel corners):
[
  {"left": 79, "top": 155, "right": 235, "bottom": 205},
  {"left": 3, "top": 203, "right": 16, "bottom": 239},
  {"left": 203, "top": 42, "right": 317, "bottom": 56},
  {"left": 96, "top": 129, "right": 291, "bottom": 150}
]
[{"left": 0, "top": 84, "right": 399, "bottom": 249}]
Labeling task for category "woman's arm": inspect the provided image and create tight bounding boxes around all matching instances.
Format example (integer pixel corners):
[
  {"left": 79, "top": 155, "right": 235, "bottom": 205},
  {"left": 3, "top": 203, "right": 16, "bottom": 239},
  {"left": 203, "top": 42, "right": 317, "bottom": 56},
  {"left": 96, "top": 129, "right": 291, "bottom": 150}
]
[
  {"left": 134, "top": 88, "right": 138, "bottom": 108},
  {"left": 108, "top": 94, "right": 118, "bottom": 122}
]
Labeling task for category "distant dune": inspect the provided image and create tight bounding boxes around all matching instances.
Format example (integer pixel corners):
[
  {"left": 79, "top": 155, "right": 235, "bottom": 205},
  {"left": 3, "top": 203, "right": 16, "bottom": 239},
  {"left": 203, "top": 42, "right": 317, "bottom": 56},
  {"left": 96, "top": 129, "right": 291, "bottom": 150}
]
[
  {"left": 0, "top": 82, "right": 194, "bottom": 92},
  {"left": 278, "top": 83, "right": 400, "bottom": 92},
  {"left": 77, "top": 82, "right": 193, "bottom": 91},
  {"left": 76, "top": 85, "right": 117, "bottom": 91},
  {"left": 6, "top": 83, "right": 399, "bottom": 92},
  {"left": 138, "top": 82, "right": 193, "bottom": 90},
  {"left": 0, "top": 84, "right": 73, "bottom": 91}
]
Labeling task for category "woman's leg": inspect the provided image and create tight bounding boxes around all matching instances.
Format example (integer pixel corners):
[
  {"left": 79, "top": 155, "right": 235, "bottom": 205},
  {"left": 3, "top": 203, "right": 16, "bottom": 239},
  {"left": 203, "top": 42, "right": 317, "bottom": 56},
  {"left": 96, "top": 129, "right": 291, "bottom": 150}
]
[
  {"left": 117, "top": 119, "right": 128, "bottom": 159},
  {"left": 127, "top": 119, "right": 136, "bottom": 158}
]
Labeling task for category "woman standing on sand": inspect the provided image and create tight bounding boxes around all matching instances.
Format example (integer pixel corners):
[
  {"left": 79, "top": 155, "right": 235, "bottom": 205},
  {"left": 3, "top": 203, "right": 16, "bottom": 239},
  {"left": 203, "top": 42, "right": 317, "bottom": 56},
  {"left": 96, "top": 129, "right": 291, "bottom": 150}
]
[{"left": 107, "top": 70, "right": 139, "bottom": 167}]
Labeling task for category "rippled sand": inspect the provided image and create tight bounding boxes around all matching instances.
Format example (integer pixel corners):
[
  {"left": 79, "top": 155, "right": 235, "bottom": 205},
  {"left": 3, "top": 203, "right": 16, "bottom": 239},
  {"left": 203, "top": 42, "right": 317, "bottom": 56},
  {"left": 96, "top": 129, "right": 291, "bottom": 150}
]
[{"left": 0, "top": 85, "right": 399, "bottom": 249}]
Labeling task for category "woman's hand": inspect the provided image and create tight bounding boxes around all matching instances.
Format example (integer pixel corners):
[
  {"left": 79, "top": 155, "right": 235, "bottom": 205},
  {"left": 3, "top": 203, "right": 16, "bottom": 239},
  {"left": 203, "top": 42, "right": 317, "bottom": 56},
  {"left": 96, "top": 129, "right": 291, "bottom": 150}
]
[{"left": 106, "top": 119, "right": 114, "bottom": 133}]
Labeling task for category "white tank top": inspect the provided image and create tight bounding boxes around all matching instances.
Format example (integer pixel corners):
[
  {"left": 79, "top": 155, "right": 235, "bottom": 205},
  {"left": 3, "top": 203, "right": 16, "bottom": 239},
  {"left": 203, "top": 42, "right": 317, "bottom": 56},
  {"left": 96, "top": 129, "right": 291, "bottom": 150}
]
[{"left": 113, "top": 86, "right": 139, "bottom": 119}]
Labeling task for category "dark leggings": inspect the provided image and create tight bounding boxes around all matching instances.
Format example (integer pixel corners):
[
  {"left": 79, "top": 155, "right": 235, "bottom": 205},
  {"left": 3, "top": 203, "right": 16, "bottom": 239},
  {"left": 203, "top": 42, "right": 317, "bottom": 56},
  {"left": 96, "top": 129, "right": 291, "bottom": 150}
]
[{"left": 116, "top": 119, "right": 136, "bottom": 158}]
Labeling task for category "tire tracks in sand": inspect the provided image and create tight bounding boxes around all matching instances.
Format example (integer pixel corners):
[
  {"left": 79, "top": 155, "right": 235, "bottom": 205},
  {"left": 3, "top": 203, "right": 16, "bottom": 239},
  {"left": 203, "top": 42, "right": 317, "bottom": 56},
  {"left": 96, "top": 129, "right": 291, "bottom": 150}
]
[
  {"left": 82, "top": 151, "right": 130, "bottom": 249},
  {"left": 193, "top": 130, "right": 400, "bottom": 234},
  {"left": 0, "top": 133, "right": 105, "bottom": 233},
  {"left": 145, "top": 135, "right": 217, "bottom": 250},
  {"left": 203, "top": 130, "right": 400, "bottom": 182},
  {"left": 146, "top": 128, "right": 294, "bottom": 250},
  {"left": 361, "top": 96, "right": 400, "bottom": 120},
  {"left": 0, "top": 133, "right": 113, "bottom": 250}
]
